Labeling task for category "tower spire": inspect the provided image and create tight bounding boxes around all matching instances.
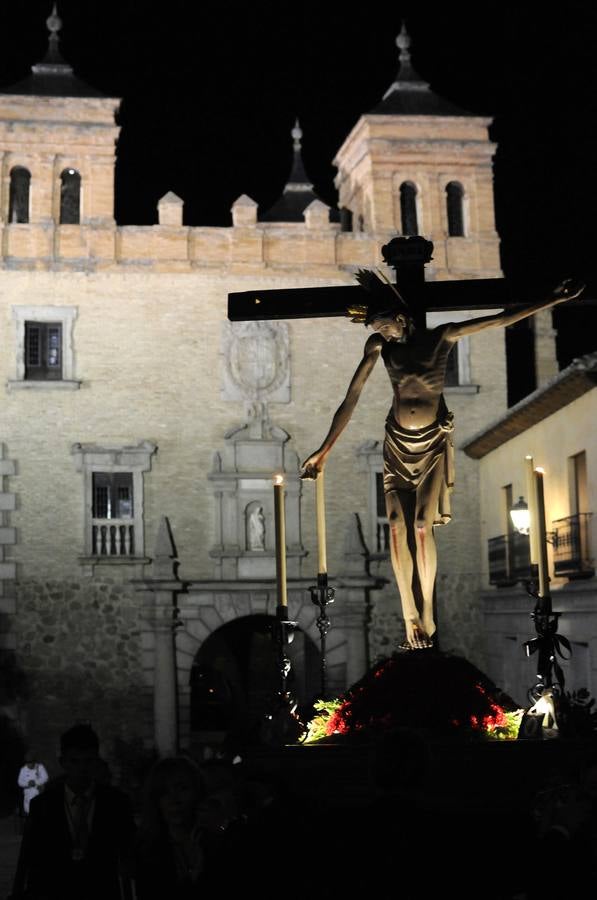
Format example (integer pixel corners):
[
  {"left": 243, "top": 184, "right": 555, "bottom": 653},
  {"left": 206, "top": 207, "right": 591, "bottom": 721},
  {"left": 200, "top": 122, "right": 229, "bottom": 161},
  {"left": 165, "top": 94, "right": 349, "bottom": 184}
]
[
  {"left": 370, "top": 22, "right": 470, "bottom": 117},
  {"left": 31, "top": 3, "right": 73, "bottom": 77},
  {"left": 287, "top": 119, "right": 313, "bottom": 194},
  {"left": 1, "top": 2, "right": 106, "bottom": 97},
  {"left": 259, "top": 117, "right": 319, "bottom": 222},
  {"left": 382, "top": 22, "right": 430, "bottom": 99}
]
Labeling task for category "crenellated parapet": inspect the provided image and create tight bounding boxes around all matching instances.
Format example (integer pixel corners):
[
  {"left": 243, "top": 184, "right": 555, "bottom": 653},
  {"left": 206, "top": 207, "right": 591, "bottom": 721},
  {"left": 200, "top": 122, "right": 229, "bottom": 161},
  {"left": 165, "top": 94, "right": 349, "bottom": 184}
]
[{"left": 0, "top": 211, "right": 500, "bottom": 277}]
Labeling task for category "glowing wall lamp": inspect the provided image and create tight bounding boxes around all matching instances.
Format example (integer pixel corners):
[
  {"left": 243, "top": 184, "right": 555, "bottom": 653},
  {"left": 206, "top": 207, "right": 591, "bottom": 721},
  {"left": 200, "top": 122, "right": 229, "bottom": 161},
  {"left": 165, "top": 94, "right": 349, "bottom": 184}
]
[{"left": 510, "top": 496, "right": 530, "bottom": 535}]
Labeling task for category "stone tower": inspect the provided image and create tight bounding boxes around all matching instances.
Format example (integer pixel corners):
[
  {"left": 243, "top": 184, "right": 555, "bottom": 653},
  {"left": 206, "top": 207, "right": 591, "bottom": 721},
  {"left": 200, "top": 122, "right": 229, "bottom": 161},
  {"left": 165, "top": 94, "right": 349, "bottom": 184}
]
[
  {"left": 0, "top": 4, "right": 120, "bottom": 261},
  {"left": 334, "top": 24, "right": 501, "bottom": 282}
]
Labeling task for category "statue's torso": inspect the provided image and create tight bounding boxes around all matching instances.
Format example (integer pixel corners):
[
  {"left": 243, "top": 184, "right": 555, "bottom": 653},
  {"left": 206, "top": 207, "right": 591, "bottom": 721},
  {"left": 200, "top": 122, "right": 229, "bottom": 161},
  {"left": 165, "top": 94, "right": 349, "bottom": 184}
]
[{"left": 381, "top": 325, "right": 453, "bottom": 430}]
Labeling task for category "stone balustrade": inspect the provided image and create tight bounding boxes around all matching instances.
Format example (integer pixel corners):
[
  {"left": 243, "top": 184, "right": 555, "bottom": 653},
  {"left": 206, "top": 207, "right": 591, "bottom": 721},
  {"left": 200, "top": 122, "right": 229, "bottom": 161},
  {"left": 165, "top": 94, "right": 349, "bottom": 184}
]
[{"left": 92, "top": 519, "right": 135, "bottom": 557}]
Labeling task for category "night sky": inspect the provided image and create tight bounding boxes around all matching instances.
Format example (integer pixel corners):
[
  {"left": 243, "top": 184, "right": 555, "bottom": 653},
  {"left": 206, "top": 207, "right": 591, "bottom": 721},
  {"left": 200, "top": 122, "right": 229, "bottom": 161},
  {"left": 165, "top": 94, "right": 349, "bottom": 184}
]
[{"left": 1, "top": 1, "right": 596, "bottom": 392}]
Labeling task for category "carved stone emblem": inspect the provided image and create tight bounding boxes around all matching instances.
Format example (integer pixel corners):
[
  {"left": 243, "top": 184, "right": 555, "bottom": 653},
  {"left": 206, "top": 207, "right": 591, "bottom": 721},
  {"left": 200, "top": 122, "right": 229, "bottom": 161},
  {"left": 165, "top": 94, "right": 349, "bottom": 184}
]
[{"left": 221, "top": 321, "right": 290, "bottom": 403}]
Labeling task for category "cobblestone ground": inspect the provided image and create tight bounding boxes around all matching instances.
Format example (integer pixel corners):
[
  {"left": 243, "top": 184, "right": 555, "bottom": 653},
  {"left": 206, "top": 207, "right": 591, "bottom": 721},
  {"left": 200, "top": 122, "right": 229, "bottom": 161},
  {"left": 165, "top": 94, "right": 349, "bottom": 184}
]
[{"left": 0, "top": 814, "right": 22, "bottom": 899}]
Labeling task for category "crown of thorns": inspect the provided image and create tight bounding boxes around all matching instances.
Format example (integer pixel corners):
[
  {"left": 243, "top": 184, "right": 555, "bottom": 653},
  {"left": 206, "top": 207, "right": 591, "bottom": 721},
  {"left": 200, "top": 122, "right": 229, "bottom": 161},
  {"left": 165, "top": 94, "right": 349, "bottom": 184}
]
[{"left": 346, "top": 268, "right": 412, "bottom": 324}]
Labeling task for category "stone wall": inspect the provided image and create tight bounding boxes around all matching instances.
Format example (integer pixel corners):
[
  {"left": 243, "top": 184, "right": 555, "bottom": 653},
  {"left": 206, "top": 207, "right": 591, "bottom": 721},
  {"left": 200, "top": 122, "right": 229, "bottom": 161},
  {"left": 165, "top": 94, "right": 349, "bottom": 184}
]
[
  {"left": 0, "top": 73, "right": 513, "bottom": 751},
  {"left": 14, "top": 577, "right": 148, "bottom": 773},
  {"left": 0, "top": 261, "right": 509, "bottom": 749}
]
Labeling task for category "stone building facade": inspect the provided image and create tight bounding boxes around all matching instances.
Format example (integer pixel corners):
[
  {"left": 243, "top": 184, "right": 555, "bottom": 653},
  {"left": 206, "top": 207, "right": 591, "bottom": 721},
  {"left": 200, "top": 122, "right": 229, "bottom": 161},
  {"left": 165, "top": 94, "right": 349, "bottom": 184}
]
[
  {"left": 464, "top": 354, "right": 597, "bottom": 706},
  {"left": 0, "top": 21, "right": 533, "bottom": 765}
]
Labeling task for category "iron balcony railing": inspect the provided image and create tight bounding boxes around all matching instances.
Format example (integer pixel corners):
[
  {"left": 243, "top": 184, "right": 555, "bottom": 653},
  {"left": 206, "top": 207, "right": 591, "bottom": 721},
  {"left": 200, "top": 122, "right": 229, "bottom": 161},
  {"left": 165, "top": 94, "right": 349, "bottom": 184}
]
[
  {"left": 488, "top": 532, "right": 531, "bottom": 586},
  {"left": 552, "top": 513, "right": 594, "bottom": 578}
]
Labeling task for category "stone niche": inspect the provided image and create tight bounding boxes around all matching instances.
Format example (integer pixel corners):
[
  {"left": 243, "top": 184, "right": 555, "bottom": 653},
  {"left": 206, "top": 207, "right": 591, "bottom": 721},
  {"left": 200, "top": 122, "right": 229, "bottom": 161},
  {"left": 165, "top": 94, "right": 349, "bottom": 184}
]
[{"left": 208, "top": 415, "right": 305, "bottom": 580}]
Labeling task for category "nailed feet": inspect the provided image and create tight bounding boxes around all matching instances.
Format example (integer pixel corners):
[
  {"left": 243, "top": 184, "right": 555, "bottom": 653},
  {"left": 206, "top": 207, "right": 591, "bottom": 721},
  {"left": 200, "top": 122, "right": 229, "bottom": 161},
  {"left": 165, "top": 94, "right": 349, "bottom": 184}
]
[{"left": 398, "top": 624, "right": 434, "bottom": 652}]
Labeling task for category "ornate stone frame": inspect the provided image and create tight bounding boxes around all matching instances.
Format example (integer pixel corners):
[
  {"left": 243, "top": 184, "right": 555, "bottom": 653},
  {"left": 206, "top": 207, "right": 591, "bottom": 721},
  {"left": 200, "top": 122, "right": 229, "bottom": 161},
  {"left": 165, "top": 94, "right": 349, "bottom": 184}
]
[
  {"left": 8, "top": 305, "right": 80, "bottom": 391},
  {"left": 71, "top": 440, "right": 157, "bottom": 574}
]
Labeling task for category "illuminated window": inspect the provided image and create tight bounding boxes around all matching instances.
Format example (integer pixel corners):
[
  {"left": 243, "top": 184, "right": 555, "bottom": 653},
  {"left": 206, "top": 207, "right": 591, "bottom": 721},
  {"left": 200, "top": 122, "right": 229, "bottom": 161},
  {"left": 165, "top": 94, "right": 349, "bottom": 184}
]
[
  {"left": 92, "top": 473, "right": 135, "bottom": 556},
  {"left": 9, "top": 306, "right": 79, "bottom": 391},
  {"left": 24, "top": 321, "right": 62, "bottom": 380},
  {"left": 72, "top": 441, "right": 156, "bottom": 568},
  {"left": 8, "top": 167, "right": 31, "bottom": 223},
  {"left": 59, "top": 169, "right": 81, "bottom": 224}
]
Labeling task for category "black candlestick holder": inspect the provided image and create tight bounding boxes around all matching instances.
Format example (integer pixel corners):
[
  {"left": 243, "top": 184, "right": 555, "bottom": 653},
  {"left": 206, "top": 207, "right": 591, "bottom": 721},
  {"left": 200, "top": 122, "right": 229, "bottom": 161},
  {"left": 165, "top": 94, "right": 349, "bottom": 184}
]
[
  {"left": 261, "top": 605, "right": 306, "bottom": 747},
  {"left": 517, "top": 564, "right": 572, "bottom": 739},
  {"left": 309, "top": 573, "right": 335, "bottom": 699},
  {"left": 523, "top": 564, "right": 571, "bottom": 700},
  {"left": 272, "top": 604, "right": 297, "bottom": 694}
]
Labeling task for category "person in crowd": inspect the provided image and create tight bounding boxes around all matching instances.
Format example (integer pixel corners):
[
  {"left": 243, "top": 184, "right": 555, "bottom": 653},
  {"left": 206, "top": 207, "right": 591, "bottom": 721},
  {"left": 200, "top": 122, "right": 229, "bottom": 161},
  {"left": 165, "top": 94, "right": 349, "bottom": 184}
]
[
  {"left": 134, "top": 755, "right": 221, "bottom": 899},
  {"left": 17, "top": 753, "right": 49, "bottom": 815},
  {"left": 21, "top": 722, "right": 136, "bottom": 900},
  {"left": 134, "top": 754, "right": 280, "bottom": 899}
]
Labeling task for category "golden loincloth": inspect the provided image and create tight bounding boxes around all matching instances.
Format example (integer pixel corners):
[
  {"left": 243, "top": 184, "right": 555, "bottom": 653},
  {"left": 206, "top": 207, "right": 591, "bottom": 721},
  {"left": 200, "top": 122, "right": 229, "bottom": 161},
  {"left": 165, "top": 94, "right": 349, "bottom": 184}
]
[{"left": 383, "top": 410, "right": 455, "bottom": 525}]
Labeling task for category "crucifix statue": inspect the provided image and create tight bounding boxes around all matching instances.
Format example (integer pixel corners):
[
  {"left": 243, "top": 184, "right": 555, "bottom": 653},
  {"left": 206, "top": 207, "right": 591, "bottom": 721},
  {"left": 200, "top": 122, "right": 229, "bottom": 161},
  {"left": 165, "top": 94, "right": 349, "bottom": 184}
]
[{"left": 228, "top": 236, "right": 583, "bottom": 651}]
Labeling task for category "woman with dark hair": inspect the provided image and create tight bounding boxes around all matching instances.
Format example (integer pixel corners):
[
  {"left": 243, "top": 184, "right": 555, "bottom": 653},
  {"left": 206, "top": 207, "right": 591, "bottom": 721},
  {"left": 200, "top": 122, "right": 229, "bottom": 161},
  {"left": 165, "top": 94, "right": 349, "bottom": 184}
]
[
  {"left": 135, "top": 755, "right": 284, "bottom": 899},
  {"left": 134, "top": 756, "right": 213, "bottom": 899}
]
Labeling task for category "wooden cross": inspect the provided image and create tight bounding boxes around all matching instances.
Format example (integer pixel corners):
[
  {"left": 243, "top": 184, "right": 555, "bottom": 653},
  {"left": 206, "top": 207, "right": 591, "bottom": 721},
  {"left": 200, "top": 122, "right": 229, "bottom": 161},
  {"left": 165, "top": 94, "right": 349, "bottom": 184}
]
[{"left": 228, "top": 236, "right": 529, "bottom": 329}]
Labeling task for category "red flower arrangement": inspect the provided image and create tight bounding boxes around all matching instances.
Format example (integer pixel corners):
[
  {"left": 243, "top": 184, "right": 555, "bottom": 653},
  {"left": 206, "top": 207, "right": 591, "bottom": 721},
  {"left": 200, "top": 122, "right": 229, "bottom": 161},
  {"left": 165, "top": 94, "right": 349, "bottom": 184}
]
[{"left": 307, "top": 653, "right": 523, "bottom": 742}]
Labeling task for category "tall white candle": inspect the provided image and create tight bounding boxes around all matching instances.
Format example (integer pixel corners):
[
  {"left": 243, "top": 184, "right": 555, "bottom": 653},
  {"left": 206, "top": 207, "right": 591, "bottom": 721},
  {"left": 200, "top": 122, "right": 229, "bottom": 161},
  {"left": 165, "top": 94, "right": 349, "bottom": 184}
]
[
  {"left": 525, "top": 455, "right": 539, "bottom": 566},
  {"left": 273, "top": 474, "right": 287, "bottom": 607},
  {"left": 316, "top": 470, "right": 327, "bottom": 575},
  {"left": 534, "top": 468, "right": 550, "bottom": 598}
]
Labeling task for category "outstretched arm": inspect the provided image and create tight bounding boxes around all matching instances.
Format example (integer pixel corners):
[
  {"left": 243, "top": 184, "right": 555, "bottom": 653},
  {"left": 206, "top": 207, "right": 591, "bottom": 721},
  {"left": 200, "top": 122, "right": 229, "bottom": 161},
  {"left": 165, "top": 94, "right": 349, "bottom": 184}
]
[
  {"left": 301, "top": 334, "right": 383, "bottom": 479},
  {"left": 446, "top": 278, "right": 584, "bottom": 340}
]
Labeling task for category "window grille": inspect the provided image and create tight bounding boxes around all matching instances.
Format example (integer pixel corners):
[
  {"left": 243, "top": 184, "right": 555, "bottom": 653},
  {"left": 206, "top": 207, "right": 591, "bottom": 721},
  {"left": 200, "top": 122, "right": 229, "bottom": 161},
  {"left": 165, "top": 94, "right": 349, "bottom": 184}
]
[
  {"left": 24, "top": 322, "right": 62, "bottom": 380},
  {"left": 91, "top": 473, "right": 135, "bottom": 557}
]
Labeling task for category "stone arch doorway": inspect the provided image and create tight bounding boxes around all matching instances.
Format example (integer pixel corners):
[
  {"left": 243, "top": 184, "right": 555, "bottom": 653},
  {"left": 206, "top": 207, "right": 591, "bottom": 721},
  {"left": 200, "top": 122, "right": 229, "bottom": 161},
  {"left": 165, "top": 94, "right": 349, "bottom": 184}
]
[{"left": 189, "top": 614, "right": 321, "bottom": 739}]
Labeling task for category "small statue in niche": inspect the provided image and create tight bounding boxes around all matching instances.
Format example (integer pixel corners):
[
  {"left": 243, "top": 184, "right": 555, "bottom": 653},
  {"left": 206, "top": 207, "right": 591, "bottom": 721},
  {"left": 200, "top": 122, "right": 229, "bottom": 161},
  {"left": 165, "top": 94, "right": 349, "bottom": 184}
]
[{"left": 247, "top": 504, "right": 266, "bottom": 551}]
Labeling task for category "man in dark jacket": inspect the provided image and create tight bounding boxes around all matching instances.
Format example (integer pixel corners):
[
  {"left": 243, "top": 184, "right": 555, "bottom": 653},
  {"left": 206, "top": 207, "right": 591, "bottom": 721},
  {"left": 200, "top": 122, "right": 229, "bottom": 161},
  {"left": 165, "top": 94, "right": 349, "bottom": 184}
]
[{"left": 22, "top": 723, "right": 136, "bottom": 900}]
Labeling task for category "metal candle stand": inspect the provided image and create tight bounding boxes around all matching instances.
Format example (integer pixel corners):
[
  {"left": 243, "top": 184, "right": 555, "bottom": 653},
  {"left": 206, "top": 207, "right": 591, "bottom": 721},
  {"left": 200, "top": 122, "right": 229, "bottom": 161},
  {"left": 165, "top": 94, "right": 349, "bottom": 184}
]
[
  {"left": 517, "top": 463, "right": 572, "bottom": 739},
  {"left": 523, "top": 565, "right": 570, "bottom": 702},
  {"left": 517, "top": 563, "right": 572, "bottom": 740},
  {"left": 262, "top": 605, "right": 306, "bottom": 746},
  {"left": 309, "top": 572, "right": 335, "bottom": 699},
  {"left": 273, "top": 604, "right": 298, "bottom": 695}
]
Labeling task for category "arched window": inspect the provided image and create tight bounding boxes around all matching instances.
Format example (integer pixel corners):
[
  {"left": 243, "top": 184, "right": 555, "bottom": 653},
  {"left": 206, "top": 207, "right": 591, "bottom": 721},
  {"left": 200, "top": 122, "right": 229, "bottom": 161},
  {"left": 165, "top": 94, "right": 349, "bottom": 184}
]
[
  {"left": 8, "top": 167, "right": 31, "bottom": 223},
  {"left": 59, "top": 169, "right": 81, "bottom": 224},
  {"left": 446, "top": 181, "right": 465, "bottom": 237},
  {"left": 445, "top": 343, "right": 459, "bottom": 386},
  {"left": 340, "top": 207, "right": 353, "bottom": 232},
  {"left": 400, "top": 182, "right": 418, "bottom": 236}
]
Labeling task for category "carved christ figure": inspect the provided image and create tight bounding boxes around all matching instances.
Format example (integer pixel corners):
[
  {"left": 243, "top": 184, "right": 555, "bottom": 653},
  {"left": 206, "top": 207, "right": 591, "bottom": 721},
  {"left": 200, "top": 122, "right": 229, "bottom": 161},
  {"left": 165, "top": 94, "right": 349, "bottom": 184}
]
[{"left": 301, "top": 272, "right": 583, "bottom": 650}]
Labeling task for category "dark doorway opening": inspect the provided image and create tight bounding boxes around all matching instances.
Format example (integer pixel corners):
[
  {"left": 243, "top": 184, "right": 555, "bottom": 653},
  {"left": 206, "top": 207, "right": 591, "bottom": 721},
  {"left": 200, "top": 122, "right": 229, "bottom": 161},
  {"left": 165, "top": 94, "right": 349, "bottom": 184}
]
[{"left": 190, "top": 614, "right": 321, "bottom": 742}]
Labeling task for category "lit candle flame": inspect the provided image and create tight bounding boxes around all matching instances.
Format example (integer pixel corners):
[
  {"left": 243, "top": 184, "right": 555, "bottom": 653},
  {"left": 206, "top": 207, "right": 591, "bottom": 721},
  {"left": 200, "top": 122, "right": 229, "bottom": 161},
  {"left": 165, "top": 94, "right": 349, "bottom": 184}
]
[{"left": 273, "top": 474, "right": 284, "bottom": 486}]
